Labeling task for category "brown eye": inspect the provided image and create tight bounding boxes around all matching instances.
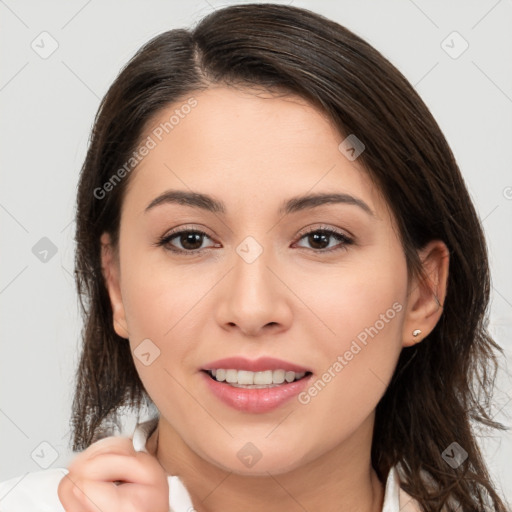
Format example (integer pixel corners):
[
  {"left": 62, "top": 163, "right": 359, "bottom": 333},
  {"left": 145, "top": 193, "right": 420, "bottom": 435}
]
[
  {"left": 156, "top": 229, "right": 215, "bottom": 255},
  {"left": 295, "top": 228, "right": 353, "bottom": 253},
  {"left": 174, "top": 231, "right": 206, "bottom": 251}
]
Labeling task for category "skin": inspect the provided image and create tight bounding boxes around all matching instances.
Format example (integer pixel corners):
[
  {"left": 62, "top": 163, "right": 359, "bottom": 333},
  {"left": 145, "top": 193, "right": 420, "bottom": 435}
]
[
  {"left": 98, "top": 86, "right": 449, "bottom": 512},
  {"left": 58, "top": 437, "right": 169, "bottom": 512}
]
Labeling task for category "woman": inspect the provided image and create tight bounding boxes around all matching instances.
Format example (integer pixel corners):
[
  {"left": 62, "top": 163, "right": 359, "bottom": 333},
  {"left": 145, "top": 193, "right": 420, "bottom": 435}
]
[{"left": 0, "top": 3, "right": 509, "bottom": 511}]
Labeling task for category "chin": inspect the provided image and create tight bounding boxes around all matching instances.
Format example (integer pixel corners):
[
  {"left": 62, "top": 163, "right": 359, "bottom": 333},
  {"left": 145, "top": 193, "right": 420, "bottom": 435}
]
[{"left": 204, "top": 442, "right": 310, "bottom": 477}]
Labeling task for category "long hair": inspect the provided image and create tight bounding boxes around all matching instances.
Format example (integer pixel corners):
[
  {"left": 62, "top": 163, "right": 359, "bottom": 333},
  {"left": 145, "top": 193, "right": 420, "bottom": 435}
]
[{"left": 70, "top": 4, "right": 510, "bottom": 510}]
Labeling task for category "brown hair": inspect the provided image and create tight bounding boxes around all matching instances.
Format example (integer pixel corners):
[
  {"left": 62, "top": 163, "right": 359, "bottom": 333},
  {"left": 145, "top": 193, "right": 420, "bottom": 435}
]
[{"left": 70, "top": 4, "right": 510, "bottom": 511}]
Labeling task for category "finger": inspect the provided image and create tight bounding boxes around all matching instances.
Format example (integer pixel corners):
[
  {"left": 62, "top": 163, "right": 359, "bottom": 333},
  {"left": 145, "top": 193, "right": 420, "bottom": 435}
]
[
  {"left": 60, "top": 472, "right": 150, "bottom": 512},
  {"left": 84, "top": 436, "right": 136, "bottom": 459},
  {"left": 74, "top": 478, "right": 121, "bottom": 512},
  {"left": 69, "top": 436, "right": 137, "bottom": 469},
  {"left": 78, "top": 479, "right": 169, "bottom": 512},
  {"left": 57, "top": 474, "right": 94, "bottom": 512},
  {"left": 75, "top": 451, "right": 164, "bottom": 487}
]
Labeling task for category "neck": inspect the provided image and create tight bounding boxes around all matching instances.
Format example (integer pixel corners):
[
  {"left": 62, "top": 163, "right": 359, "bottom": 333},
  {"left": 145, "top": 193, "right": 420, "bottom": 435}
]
[{"left": 147, "top": 414, "right": 384, "bottom": 512}]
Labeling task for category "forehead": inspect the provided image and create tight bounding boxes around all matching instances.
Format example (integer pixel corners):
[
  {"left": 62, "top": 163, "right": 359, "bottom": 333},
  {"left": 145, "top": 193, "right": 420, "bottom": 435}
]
[{"left": 123, "top": 86, "right": 390, "bottom": 222}]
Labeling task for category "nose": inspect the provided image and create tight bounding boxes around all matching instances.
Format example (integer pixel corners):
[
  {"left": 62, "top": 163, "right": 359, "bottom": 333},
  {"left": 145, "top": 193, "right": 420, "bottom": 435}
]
[{"left": 215, "top": 239, "right": 293, "bottom": 337}]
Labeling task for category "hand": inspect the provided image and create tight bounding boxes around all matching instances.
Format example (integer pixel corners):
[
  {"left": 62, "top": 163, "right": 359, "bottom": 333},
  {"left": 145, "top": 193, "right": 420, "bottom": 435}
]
[{"left": 57, "top": 436, "right": 169, "bottom": 512}]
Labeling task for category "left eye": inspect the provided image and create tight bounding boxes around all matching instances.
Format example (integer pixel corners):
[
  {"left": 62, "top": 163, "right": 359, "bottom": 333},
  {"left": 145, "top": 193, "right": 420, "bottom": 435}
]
[{"left": 294, "top": 228, "right": 353, "bottom": 252}]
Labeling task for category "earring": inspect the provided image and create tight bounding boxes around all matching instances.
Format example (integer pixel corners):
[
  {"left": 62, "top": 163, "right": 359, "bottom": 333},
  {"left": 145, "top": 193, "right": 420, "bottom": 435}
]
[{"left": 412, "top": 329, "right": 422, "bottom": 337}]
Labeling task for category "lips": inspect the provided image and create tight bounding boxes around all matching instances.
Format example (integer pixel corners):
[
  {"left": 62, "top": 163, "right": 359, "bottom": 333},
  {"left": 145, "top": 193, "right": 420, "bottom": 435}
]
[
  {"left": 199, "top": 356, "right": 314, "bottom": 413},
  {"left": 201, "top": 370, "right": 313, "bottom": 413},
  {"left": 202, "top": 356, "right": 312, "bottom": 373}
]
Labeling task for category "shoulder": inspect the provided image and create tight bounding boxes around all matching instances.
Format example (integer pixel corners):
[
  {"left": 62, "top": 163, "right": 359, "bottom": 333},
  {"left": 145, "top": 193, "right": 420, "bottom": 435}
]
[
  {"left": 384, "top": 465, "right": 424, "bottom": 512},
  {"left": 386, "top": 463, "right": 424, "bottom": 511},
  {"left": 0, "top": 467, "right": 68, "bottom": 512},
  {"left": 394, "top": 464, "right": 462, "bottom": 512},
  {"left": 398, "top": 486, "right": 424, "bottom": 512}
]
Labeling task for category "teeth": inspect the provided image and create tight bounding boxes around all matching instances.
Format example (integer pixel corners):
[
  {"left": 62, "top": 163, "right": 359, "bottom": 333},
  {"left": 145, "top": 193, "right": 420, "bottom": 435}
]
[
  {"left": 208, "top": 369, "right": 307, "bottom": 385},
  {"left": 254, "top": 370, "right": 272, "bottom": 385},
  {"left": 285, "top": 371, "right": 297, "bottom": 383},
  {"left": 225, "top": 369, "right": 238, "bottom": 383},
  {"left": 239, "top": 370, "right": 256, "bottom": 385}
]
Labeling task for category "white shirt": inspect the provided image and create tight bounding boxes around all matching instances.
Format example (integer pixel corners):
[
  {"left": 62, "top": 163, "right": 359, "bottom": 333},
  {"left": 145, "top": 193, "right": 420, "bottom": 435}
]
[{"left": 0, "top": 416, "right": 422, "bottom": 512}]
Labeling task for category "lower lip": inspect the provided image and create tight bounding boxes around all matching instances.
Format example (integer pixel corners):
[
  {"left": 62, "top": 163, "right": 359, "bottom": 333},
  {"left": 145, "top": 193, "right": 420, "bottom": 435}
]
[{"left": 201, "top": 371, "right": 313, "bottom": 413}]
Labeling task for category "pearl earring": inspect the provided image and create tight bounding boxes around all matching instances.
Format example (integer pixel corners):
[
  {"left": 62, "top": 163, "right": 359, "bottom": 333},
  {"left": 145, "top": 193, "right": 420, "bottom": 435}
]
[{"left": 412, "top": 329, "right": 422, "bottom": 337}]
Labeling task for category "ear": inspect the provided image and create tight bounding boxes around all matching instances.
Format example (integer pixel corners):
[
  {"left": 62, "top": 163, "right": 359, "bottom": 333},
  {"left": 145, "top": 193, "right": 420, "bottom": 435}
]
[
  {"left": 100, "top": 232, "right": 130, "bottom": 339},
  {"left": 401, "top": 239, "right": 449, "bottom": 348}
]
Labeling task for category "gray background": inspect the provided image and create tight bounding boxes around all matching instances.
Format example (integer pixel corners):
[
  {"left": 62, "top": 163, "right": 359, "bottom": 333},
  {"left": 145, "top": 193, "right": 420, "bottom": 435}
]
[{"left": 1, "top": 0, "right": 511, "bottom": 501}]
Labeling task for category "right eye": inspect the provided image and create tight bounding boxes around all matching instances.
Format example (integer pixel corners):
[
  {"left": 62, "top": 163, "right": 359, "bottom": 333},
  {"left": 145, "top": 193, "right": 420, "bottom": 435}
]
[{"left": 155, "top": 228, "right": 217, "bottom": 255}]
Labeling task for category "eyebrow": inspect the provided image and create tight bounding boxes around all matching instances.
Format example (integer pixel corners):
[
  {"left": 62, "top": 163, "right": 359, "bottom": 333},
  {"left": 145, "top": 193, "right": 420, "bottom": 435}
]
[{"left": 144, "top": 190, "right": 375, "bottom": 217}]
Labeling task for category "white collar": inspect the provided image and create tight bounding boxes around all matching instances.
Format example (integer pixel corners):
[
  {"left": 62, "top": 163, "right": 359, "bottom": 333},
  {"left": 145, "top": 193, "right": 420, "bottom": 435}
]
[{"left": 132, "top": 416, "right": 421, "bottom": 512}]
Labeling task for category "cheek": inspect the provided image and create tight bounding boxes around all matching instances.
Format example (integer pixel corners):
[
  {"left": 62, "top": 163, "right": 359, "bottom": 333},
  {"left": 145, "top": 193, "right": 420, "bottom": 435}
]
[
  {"left": 294, "top": 253, "right": 407, "bottom": 418},
  {"left": 118, "top": 255, "right": 205, "bottom": 412},
  {"left": 297, "top": 248, "right": 407, "bottom": 351},
  {"left": 119, "top": 242, "right": 207, "bottom": 340},
  {"left": 295, "top": 304, "right": 404, "bottom": 446}
]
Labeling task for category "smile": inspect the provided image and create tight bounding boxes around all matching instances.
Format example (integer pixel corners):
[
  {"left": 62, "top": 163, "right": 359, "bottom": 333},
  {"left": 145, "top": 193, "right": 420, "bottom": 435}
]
[
  {"left": 201, "top": 370, "right": 313, "bottom": 413},
  {"left": 207, "top": 369, "right": 309, "bottom": 387}
]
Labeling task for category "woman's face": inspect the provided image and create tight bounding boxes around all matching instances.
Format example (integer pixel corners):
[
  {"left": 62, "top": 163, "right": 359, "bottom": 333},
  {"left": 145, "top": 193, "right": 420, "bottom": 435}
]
[{"left": 102, "top": 86, "right": 438, "bottom": 475}]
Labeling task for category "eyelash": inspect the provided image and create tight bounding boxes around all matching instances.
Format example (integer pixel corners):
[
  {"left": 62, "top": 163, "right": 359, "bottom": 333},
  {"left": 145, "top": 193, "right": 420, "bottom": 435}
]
[{"left": 154, "top": 225, "right": 354, "bottom": 256}]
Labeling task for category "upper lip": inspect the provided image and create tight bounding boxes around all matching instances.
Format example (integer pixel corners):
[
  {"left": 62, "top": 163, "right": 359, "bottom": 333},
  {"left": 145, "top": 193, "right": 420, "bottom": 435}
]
[{"left": 202, "top": 356, "right": 312, "bottom": 373}]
